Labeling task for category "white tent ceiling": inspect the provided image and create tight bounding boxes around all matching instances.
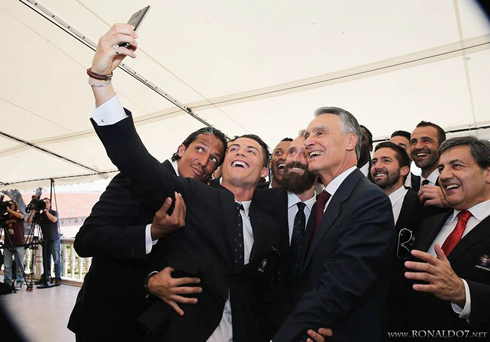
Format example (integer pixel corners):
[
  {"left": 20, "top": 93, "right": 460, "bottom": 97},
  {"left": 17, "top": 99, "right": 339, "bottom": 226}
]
[{"left": 1, "top": 0, "right": 489, "bottom": 190}]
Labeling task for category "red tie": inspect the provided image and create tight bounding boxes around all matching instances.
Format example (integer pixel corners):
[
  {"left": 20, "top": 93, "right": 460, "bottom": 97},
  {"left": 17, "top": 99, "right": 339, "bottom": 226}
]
[
  {"left": 441, "top": 210, "right": 472, "bottom": 256},
  {"left": 307, "top": 190, "right": 331, "bottom": 252}
]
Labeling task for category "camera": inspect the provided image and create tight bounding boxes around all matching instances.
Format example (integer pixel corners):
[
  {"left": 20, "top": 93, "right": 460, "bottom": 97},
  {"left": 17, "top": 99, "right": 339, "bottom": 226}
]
[
  {"left": 0, "top": 195, "right": 10, "bottom": 224},
  {"left": 25, "top": 197, "right": 46, "bottom": 213}
]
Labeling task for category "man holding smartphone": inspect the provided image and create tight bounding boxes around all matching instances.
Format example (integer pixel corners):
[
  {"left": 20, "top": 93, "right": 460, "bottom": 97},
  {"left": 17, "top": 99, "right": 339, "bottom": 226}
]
[{"left": 77, "top": 19, "right": 332, "bottom": 342}]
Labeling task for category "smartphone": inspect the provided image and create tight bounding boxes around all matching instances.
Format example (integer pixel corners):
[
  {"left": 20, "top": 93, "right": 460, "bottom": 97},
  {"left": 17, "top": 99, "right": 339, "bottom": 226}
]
[{"left": 120, "top": 5, "right": 151, "bottom": 47}]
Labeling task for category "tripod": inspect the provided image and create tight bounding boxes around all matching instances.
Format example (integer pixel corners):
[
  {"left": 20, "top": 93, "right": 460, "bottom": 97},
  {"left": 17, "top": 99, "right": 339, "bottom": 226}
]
[{"left": 25, "top": 218, "right": 53, "bottom": 289}]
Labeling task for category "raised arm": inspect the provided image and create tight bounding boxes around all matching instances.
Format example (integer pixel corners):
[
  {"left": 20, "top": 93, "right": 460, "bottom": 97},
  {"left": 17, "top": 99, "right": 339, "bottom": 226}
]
[{"left": 88, "top": 25, "right": 183, "bottom": 214}]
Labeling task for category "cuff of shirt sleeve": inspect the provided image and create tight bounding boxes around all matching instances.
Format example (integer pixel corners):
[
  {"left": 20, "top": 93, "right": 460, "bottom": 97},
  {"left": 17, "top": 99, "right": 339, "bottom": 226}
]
[
  {"left": 91, "top": 94, "right": 127, "bottom": 126},
  {"left": 145, "top": 224, "right": 159, "bottom": 254},
  {"left": 451, "top": 279, "right": 471, "bottom": 321}
]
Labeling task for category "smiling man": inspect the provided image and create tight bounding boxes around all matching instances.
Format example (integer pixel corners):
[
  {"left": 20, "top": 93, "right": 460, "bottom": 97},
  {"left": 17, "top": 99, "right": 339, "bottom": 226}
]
[
  {"left": 404, "top": 136, "right": 490, "bottom": 333},
  {"left": 253, "top": 134, "right": 317, "bottom": 338},
  {"left": 270, "top": 138, "right": 293, "bottom": 188},
  {"left": 410, "top": 121, "right": 450, "bottom": 218},
  {"left": 69, "top": 125, "right": 226, "bottom": 341},
  {"left": 274, "top": 107, "right": 394, "bottom": 341},
  {"left": 371, "top": 141, "right": 424, "bottom": 333}
]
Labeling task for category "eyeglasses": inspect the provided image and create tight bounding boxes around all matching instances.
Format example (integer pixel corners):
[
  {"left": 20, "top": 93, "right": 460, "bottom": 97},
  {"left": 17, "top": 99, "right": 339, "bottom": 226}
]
[{"left": 396, "top": 228, "right": 413, "bottom": 260}]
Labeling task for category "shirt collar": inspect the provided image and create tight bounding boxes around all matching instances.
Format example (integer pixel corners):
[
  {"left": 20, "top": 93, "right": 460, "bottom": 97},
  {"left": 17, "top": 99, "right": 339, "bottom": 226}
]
[
  {"left": 287, "top": 191, "right": 316, "bottom": 211},
  {"left": 359, "top": 161, "right": 370, "bottom": 177},
  {"left": 237, "top": 200, "right": 251, "bottom": 217},
  {"left": 422, "top": 168, "right": 439, "bottom": 185},
  {"left": 325, "top": 166, "right": 357, "bottom": 196},
  {"left": 171, "top": 160, "right": 180, "bottom": 176},
  {"left": 388, "top": 185, "right": 408, "bottom": 207},
  {"left": 450, "top": 199, "right": 490, "bottom": 223}
]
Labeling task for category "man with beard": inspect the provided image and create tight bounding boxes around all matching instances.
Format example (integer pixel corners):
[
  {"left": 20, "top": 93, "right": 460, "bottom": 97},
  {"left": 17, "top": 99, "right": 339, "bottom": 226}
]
[
  {"left": 269, "top": 138, "right": 293, "bottom": 188},
  {"left": 410, "top": 121, "right": 449, "bottom": 218},
  {"left": 252, "top": 134, "right": 317, "bottom": 338},
  {"left": 390, "top": 130, "right": 420, "bottom": 189},
  {"left": 371, "top": 142, "right": 424, "bottom": 333},
  {"left": 371, "top": 142, "right": 423, "bottom": 233}
]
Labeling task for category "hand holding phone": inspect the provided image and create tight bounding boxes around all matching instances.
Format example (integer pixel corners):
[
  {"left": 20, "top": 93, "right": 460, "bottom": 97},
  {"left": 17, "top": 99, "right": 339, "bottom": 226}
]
[{"left": 120, "top": 5, "right": 150, "bottom": 48}]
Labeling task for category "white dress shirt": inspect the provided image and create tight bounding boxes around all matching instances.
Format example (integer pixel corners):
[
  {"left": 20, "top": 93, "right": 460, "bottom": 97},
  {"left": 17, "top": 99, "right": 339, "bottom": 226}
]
[
  {"left": 421, "top": 168, "right": 439, "bottom": 186},
  {"left": 323, "top": 166, "right": 357, "bottom": 212},
  {"left": 427, "top": 200, "right": 490, "bottom": 321},
  {"left": 388, "top": 185, "right": 409, "bottom": 224},
  {"left": 359, "top": 161, "right": 370, "bottom": 178},
  {"left": 287, "top": 192, "right": 316, "bottom": 243},
  {"left": 92, "top": 95, "right": 160, "bottom": 254}
]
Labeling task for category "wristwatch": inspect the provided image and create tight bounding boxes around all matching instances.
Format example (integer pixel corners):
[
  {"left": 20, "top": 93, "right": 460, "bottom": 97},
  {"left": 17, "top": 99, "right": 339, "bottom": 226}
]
[{"left": 144, "top": 271, "right": 159, "bottom": 298}]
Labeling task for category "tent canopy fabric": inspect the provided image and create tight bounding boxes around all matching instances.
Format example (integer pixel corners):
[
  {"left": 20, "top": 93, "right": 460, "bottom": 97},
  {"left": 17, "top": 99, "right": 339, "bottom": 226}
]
[{"left": 1, "top": 0, "right": 490, "bottom": 190}]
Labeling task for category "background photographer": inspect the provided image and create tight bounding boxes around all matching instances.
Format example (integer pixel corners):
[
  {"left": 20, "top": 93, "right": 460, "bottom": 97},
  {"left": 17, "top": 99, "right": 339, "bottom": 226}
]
[
  {"left": 27, "top": 198, "right": 61, "bottom": 286},
  {"left": 3, "top": 201, "right": 25, "bottom": 289}
]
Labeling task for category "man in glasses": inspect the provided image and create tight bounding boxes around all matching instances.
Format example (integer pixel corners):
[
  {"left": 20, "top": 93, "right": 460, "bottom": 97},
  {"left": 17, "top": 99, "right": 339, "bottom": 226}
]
[
  {"left": 370, "top": 141, "right": 424, "bottom": 332},
  {"left": 404, "top": 136, "right": 490, "bottom": 333}
]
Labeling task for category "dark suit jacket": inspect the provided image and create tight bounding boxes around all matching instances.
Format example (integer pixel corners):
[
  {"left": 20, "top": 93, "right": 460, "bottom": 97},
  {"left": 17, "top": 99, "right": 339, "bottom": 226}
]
[
  {"left": 387, "top": 187, "right": 424, "bottom": 333},
  {"left": 408, "top": 211, "right": 490, "bottom": 332},
  {"left": 93, "top": 114, "right": 281, "bottom": 342},
  {"left": 252, "top": 188, "right": 297, "bottom": 338},
  {"left": 411, "top": 176, "right": 449, "bottom": 220},
  {"left": 273, "top": 169, "right": 395, "bottom": 341},
  {"left": 410, "top": 173, "right": 421, "bottom": 192},
  {"left": 68, "top": 163, "right": 176, "bottom": 341}
]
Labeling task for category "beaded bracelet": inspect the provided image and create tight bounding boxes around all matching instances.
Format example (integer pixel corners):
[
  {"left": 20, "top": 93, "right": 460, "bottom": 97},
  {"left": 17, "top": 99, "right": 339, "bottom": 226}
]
[{"left": 86, "top": 68, "right": 113, "bottom": 81}]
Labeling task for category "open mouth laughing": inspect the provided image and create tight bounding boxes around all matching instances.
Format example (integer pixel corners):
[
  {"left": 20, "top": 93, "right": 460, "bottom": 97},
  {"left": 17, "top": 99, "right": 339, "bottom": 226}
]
[{"left": 231, "top": 160, "right": 249, "bottom": 169}]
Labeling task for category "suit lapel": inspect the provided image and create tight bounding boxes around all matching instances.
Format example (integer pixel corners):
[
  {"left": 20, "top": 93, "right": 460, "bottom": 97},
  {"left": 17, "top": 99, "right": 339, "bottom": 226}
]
[
  {"left": 214, "top": 184, "right": 236, "bottom": 269},
  {"left": 411, "top": 173, "right": 421, "bottom": 192},
  {"left": 301, "top": 169, "right": 363, "bottom": 273},
  {"left": 249, "top": 208, "right": 266, "bottom": 263},
  {"left": 271, "top": 189, "right": 289, "bottom": 247},
  {"left": 448, "top": 216, "right": 490, "bottom": 263},
  {"left": 413, "top": 212, "right": 452, "bottom": 252},
  {"left": 396, "top": 189, "right": 416, "bottom": 231}
]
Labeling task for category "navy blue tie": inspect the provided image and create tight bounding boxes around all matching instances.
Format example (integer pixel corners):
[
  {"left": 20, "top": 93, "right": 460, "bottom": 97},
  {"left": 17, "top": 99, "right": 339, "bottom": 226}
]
[
  {"left": 290, "top": 202, "right": 306, "bottom": 278},
  {"left": 234, "top": 202, "right": 245, "bottom": 267}
]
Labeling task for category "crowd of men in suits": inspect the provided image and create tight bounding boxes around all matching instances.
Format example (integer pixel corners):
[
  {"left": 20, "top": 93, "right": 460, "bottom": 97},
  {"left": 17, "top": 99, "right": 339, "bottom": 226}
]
[{"left": 68, "top": 23, "right": 490, "bottom": 341}]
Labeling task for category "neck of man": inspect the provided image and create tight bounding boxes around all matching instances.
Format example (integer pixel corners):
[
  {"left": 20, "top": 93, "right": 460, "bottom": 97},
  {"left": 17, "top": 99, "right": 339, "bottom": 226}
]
[
  {"left": 221, "top": 180, "right": 256, "bottom": 202},
  {"left": 270, "top": 177, "right": 282, "bottom": 188},
  {"left": 383, "top": 180, "right": 404, "bottom": 196},
  {"left": 318, "top": 157, "right": 357, "bottom": 186},
  {"left": 421, "top": 163, "right": 438, "bottom": 179},
  {"left": 295, "top": 185, "right": 316, "bottom": 202},
  {"left": 357, "top": 154, "right": 370, "bottom": 168}
]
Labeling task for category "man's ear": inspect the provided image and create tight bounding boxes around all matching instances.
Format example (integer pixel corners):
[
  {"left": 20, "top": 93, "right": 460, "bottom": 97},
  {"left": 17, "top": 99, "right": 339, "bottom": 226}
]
[
  {"left": 177, "top": 144, "right": 186, "bottom": 158},
  {"left": 346, "top": 133, "right": 358, "bottom": 152},
  {"left": 261, "top": 167, "right": 269, "bottom": 179},
  {"left": 400, "top": 165, "right": 410, "bottom": 178},
  {"left": 485, "top": 166, "right": 490, "bottom": 184}
]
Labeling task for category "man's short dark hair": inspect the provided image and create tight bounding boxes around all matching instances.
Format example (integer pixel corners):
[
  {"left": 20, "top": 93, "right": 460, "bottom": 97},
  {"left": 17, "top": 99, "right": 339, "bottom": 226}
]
[
  {"left": 391, "top": 130, "right": 411, "bottom": 141},
  {"left": 439, "top": 136, "right": 490, "bottom": 169},
  {"left": 280, "top": 137, "right": 293, "bottom": 143},
  {"left": 171, "top": 127, "right": 227, "bottom": 166},
  {"left": 374, "top": 141, "right": 411, "bottom": 169},
  {"left": 360, "top": 125, "right": 373, "bottom": 146},
  {"left": 230, "top": 134, "right": 270, "bottom": 167},
  {"left": 314, "top": 106, "right": 362, "bottom": 160},
  {"left": 416, "top": 121, "right": 446, "bottom": 145}
]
